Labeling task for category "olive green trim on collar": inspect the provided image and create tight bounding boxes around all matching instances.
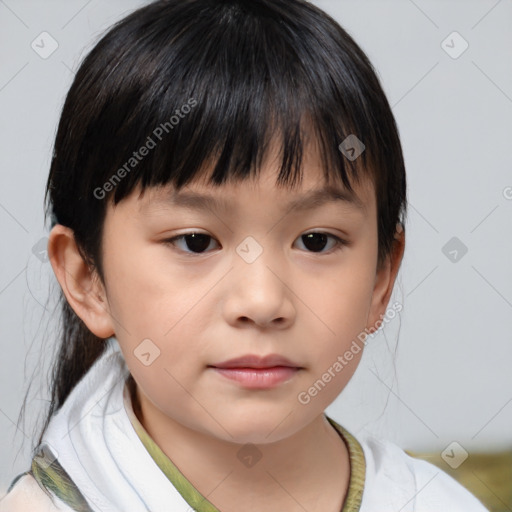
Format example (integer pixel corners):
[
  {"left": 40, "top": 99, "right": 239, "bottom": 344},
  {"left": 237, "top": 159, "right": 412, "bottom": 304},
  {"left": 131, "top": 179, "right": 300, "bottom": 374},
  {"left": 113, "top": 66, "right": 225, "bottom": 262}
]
[
  {"left": 30, "top": 443, "right": 94, "bottom": 512},
  {"left": 126, "top": 378, "right": 366, "bottom": 512},
  {"left": 325, "top": 416, "right": 366, "bottom": 511},
  {"left": 125, "top": 376, "right": 222, "bottom": 511}
]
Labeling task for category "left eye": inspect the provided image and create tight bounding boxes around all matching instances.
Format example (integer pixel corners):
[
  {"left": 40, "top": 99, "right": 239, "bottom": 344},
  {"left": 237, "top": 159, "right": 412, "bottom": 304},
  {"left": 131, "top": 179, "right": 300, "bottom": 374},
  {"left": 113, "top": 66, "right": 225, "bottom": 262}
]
[
  {"left": 296, "top": 232, "right": 346, "bottom": 253},
  {"left": 164, "top": 231, "right": 346, "bottom": 255}
]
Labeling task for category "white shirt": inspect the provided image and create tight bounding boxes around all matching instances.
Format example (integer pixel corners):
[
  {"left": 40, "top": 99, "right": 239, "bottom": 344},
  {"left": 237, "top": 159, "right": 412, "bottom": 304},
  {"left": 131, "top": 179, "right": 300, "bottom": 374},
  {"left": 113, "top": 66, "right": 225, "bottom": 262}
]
[{"left": 0, "top": 337, "right": 489, "bottom": 512}]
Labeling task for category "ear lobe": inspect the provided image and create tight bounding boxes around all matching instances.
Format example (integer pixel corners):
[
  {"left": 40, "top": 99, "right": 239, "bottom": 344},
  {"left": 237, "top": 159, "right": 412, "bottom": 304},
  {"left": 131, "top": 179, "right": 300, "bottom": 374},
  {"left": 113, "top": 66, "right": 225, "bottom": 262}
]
[
  {"left": 48, "top": 224, "right": 115, "bottom": 339},
  {"left": 366, "top": 224, "right": 405, "bottom": 334}
]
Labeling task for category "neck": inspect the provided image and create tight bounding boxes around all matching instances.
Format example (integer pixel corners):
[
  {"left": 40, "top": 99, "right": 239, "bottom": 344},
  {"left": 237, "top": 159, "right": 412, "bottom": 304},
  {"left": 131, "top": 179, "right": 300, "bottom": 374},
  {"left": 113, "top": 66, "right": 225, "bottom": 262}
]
[{"left": 130, "top": 380, "right": 351, "bottom": 512}]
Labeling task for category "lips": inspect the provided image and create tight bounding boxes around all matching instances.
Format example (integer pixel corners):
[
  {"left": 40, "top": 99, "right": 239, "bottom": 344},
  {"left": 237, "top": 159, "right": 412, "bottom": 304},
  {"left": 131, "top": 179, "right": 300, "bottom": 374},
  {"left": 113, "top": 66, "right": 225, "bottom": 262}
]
[
  {"left": 209, "top": 354, "right": 302, "bottom": 370},
  {"left": 208, "top": 354, "right": 303, "bottom": 389}
]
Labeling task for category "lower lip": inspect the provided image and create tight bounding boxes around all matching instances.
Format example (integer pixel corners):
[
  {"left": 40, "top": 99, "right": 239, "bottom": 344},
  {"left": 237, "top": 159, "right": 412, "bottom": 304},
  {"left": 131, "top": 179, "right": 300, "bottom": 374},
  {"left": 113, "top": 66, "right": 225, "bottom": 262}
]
[{"left": 211, "top": 366, "right": 300, "bottom": 389}]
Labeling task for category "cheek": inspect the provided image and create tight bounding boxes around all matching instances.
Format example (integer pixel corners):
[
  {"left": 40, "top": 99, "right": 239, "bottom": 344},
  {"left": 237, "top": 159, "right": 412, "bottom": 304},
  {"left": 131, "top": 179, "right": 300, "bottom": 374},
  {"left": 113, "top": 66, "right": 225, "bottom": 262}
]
[
  {"left": 298, "top": 267, "right": 373, "bottom": 409},
  {"left": 300, "top": 243, "right": 377, "bottom": 388},
  {"left": 101, "top": 242, "right": 213, "bottom": 388},
  {"left": 103, "top": 239, "right": 193, "bottom": 332},
  {"left": 313, "top": 255, "right": 376, "bottom": 339}
]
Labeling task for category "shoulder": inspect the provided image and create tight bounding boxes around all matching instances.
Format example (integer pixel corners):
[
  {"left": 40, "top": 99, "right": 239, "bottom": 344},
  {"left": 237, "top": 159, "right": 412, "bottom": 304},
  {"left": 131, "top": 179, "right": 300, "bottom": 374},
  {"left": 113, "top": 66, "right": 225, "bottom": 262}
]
[
  {"left": 357, "top": 435, "right": 489, "bottom": 512},
  {"left": 0, "top": 474, "right": 71, "bottom": 512}
]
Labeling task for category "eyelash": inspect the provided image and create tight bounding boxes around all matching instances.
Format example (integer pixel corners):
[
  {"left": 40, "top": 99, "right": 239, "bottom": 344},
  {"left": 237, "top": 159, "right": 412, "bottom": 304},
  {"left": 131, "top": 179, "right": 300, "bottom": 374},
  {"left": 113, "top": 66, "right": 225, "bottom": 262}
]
[{"left": 162, "top": 231, "right": 348, "bottom": 256}]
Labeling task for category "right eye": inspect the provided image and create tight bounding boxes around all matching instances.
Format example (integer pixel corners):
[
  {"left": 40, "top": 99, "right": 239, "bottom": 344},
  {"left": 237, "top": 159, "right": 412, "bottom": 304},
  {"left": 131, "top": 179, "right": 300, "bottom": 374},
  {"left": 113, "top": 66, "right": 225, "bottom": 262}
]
[{"left": 163, "top": 232, "right": 221, "bottom": 255}]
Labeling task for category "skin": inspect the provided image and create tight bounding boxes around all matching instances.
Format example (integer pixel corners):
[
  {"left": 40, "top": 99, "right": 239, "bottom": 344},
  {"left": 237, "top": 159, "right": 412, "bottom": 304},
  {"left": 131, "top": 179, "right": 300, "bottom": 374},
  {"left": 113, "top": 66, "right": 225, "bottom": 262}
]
[{"left": 48, "top": 139, "right": 405, "bottom": 512}]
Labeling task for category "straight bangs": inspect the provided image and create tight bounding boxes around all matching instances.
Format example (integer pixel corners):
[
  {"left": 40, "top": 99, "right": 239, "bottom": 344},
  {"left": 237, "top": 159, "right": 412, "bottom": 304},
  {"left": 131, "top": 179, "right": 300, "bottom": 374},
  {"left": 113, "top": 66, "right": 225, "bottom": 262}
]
[{"left": 99, "top": 1, "right": 375, "bottom": 199}]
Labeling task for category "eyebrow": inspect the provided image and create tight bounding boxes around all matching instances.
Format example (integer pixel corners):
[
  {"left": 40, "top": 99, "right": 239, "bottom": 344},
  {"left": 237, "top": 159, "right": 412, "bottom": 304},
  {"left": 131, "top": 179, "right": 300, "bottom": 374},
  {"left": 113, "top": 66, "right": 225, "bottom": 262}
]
[{"left": 163, "top": 185, "right": 365, "bottom": 214}]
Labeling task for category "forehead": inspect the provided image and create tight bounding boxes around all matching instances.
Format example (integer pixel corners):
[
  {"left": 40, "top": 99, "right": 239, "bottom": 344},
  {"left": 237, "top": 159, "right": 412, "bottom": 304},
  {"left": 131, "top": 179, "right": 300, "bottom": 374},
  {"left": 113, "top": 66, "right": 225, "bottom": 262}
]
[
  {"left": 138, "top": 177, "right": 371, "bottom": 220},
  {"left": 135, "top": 138, "right": 376, "bottom": 217}
]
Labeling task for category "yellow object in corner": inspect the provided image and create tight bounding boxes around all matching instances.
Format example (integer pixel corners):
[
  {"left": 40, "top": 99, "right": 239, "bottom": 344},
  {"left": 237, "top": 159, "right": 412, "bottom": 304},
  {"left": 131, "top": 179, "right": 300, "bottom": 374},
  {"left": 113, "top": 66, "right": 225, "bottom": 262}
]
[{"left": 407, "top": 448, "right": 512, "bottom": 512}]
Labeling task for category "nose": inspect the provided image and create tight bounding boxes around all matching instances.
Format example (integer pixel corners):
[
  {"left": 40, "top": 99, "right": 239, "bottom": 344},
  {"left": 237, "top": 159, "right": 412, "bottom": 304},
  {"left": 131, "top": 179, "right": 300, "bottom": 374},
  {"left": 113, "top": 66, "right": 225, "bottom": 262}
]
[{"left": 222, "top": 246, "right": 296, "bottom": 329}]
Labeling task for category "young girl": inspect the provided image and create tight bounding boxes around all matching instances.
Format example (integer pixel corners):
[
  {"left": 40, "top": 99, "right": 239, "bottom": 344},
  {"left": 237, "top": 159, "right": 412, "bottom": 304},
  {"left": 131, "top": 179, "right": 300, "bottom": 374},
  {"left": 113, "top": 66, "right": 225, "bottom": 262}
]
[{"left": 1, "top": 0, "right": 488, "bottom": 510}]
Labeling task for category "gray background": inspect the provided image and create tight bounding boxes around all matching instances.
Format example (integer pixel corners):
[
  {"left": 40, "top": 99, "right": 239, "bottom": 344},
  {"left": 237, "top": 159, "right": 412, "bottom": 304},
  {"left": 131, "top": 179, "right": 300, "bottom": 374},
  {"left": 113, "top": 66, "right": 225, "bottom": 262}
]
[{"left": 1, "top": 0, "right": 511, "bottom": 495}]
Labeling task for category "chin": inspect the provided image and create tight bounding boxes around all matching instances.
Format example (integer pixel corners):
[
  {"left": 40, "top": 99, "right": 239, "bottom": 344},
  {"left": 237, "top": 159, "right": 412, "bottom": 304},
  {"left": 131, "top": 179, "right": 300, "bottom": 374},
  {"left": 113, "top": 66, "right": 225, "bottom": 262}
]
[{"left": 206, "top": 412, "right": 305, "bottom": 446}]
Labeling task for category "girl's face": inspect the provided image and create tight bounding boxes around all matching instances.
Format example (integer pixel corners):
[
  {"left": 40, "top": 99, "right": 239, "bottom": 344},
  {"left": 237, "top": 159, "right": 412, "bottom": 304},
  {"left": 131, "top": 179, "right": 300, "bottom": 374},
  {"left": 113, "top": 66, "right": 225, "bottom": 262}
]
[{"left": 90, "top": 142, "right": 402, "bottom": 444}]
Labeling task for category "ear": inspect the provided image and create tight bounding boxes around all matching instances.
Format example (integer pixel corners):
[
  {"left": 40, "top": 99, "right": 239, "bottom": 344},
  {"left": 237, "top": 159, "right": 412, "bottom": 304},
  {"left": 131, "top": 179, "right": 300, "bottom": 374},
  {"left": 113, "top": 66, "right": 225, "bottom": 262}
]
[
  {"left": 48, "top": 224, "right": 115, "bottom": 338},
  {"left": 365, "top": 224, "right": 405, "bottom": 334}
]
